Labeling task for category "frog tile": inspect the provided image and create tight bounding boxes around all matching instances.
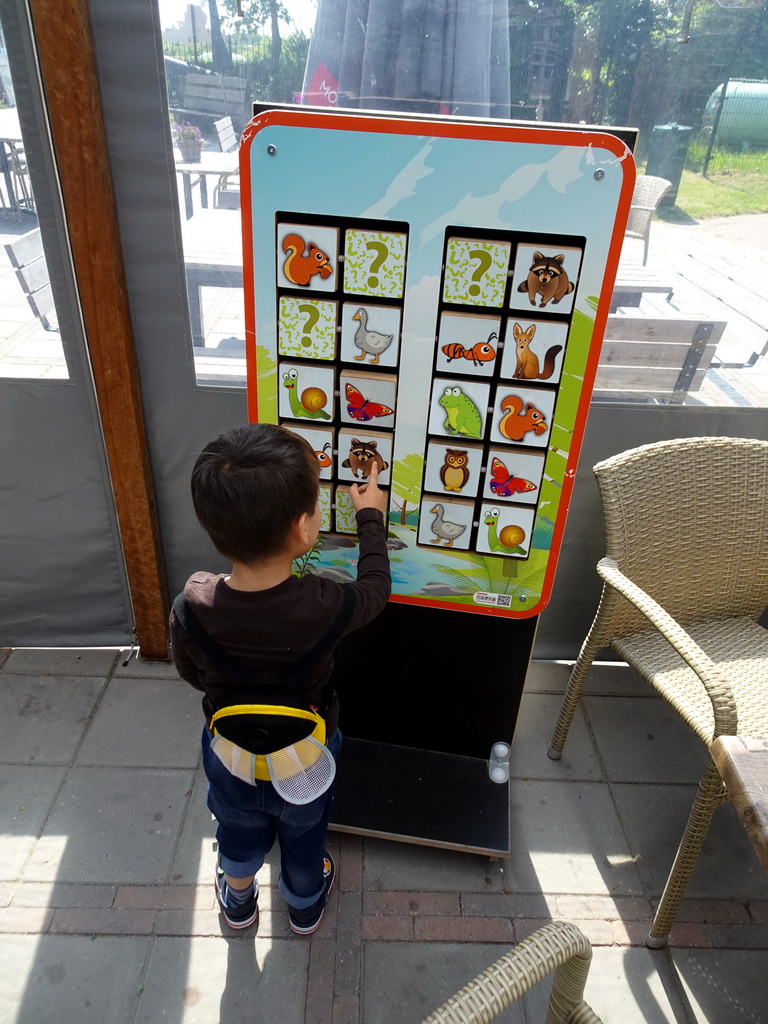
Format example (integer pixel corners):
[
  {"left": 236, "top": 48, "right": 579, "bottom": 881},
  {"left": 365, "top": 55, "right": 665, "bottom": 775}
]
[{"left": 428, "top": 379, "right": 490, "bottom": 441}]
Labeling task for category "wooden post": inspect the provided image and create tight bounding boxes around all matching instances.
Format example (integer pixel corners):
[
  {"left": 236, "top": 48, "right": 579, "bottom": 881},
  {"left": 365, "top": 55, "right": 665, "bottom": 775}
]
[{"left": 28, "top": 0, "right": 169, "bottom": 659}]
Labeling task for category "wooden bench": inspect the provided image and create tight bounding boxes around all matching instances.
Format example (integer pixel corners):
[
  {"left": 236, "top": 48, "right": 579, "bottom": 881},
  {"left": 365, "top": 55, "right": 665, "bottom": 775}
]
[
  {"left": 594, "top": 311, "right": 726, "bottom": 403},
  {"left": 170, "top": 73, "right": 248, "bottom": 135},
  {"left": 4, "top": 227, "right": 57, "bottom": 331}
]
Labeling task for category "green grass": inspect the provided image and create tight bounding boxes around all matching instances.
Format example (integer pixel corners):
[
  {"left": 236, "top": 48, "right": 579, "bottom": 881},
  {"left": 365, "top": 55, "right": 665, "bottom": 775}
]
[{"left": 655, "top": 169, "right": 768, "bottom": 222}]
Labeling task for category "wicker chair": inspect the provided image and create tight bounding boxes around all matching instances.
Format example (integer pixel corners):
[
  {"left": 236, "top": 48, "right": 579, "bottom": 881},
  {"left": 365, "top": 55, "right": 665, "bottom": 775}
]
[
  {"left": 624, "top": 175, "right": 671, "bottom": 264},
  {"left": 421, "top": 921, "right": 603, "bottom": 1024},
  {"left": 548, "top": 436, "right": 768, "bottom": 948}
]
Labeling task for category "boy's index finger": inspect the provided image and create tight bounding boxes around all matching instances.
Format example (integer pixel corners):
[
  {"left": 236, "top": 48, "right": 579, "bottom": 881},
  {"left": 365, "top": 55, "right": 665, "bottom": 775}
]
[{"left": 369, "top": 461, "right": 379, "bottom": 484}]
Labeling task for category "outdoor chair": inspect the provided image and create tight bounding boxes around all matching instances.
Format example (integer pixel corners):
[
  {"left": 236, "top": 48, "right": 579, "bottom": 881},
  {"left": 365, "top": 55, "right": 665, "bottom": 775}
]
[
  {"left": 213, "top": 115, "right": 240, "bottom": 210},
  {"left": 548, "top": 436, "right": 768, "bottom": 948},
  {"left": 623, "top": 174, "right": 671, "bottom": 264},
  {"left": 421, "top": 921, "right": 603, "bottom": 1024}
]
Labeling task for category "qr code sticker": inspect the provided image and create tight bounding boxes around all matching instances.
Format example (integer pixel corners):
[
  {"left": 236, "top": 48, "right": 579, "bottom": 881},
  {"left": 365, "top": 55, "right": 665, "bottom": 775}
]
[{"left": 496, "top": 595, "right": 512, "bottom": 608}]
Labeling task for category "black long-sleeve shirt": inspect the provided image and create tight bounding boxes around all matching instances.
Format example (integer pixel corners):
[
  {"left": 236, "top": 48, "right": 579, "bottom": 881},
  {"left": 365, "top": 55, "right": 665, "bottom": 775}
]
[{"left": 169, "top": 508, "right": 391, "bottom": 735}]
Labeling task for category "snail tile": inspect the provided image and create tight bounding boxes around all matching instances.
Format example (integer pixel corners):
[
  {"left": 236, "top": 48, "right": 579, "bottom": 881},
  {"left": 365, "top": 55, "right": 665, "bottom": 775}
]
[
  {"left": 278, "top": 362, "right": 336, "bottom": 423},
  {"left": 476, "top": 503, "right": 535, "bottom": 559}
]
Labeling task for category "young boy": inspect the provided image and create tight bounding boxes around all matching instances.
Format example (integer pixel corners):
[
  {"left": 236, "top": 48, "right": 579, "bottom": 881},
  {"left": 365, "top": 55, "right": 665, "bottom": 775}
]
[{"left": 170, "top": 422, "right": 390, "bottom": 934}]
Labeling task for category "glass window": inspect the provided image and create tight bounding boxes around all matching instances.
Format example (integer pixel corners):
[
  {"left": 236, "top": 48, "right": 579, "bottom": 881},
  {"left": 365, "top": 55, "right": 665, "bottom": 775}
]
[
  {"left": 0, "top": 21, "right": 68, "bottom": 380},
  {"left": 160, "top": 1, "right": 768, "bottom": 407}
]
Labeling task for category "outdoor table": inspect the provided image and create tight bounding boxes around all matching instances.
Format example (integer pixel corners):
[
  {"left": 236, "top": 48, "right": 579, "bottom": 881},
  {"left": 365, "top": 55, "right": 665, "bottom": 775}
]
[
  {"left": 612, "top": 256, "right": 675, "bottom": 310},
  {"left": 181, "top": 210, "right": 242, "bottom": 345},
  {"left": 174, "top": 149, "right": 238, "bottom": 220},
  {"left": 0, "top": 106, "right": 24, "bottom": 215},
  {"left": 710, "top": 735, "right": 768, "bottom": 871}
]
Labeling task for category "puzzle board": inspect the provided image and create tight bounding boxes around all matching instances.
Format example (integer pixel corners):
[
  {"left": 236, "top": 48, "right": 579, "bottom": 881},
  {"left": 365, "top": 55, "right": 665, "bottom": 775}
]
[{"left": 241, "top": 110, "right": 635, "bottom": 618}]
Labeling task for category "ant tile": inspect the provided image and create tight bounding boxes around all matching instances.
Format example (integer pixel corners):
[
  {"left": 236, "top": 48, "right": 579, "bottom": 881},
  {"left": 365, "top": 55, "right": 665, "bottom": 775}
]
[
  {"left": 341, "top": 302, "right": 401, "bottom": 368},
  {"left": 337, "top": 428, "right": 393, "bottom": 487},
  {"left": 476, "top": 503, "right": 535, "bottom": 559},
  {"left": 286, "top": 424, "right": 335, "bottom": 481},
  {"left": 484, "top": 448, "right": 545, "bottom": 505},
  {"left": 435, "top": 312, "right": 501, "bottom": 378},
  {"left": 442, "top": 237, "right": 511, "bottom": 308},
  {"left": 277, "top": 223, "right": 339, "bottom": 293},
  {"left": 339, "top": 369, "right": 397, "bottom": 429},
  {"left": 428, "top": 379, "right": 491, "bottom": 442},
  {"left": 489, "top": 384, "right": 556, "bottom": 448},
  {"left": 424, "top": 441, "right": 483, "bottom": 499},
  {"left": 278, "top": 362, "right": 336, "bottom": 423},
  {"left": 278, "top": 296, "right": 338, "bottom": 360},
  {"left": 343, "top": 229, "right": 407, "bottom": 300},
  {"left": 500, "top": 318, "right": 568, "bottom": 384},
  {"left": 509, "top": 243, "right": 583, "bottom": 316},
  {"left": 418, "top": 496, "right": 474, "bottom": 552}
]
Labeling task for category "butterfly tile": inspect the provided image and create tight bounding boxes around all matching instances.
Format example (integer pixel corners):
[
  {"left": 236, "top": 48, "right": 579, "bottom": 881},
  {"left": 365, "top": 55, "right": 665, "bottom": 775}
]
[
  {"left": 483, "top": 448, "right": 545, "bottom": 505},
  {"left": 339, "top": 370, "right": 397, "bottom": 429}
]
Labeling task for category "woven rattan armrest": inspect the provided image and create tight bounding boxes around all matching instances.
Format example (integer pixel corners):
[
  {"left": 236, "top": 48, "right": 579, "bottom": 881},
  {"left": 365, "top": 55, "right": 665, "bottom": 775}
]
[
  {"left": 420, "top": 921, "right": 602, "bottom": 1024},
  {"left": 597, "top": 558, "right": 738, "bottom": 738}
]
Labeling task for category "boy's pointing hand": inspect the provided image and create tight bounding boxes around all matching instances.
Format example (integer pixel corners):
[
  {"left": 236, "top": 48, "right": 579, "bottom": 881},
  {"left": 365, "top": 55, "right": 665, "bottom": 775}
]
[{"left": 350, "top": 461, "right": 387, "bottom": 515}]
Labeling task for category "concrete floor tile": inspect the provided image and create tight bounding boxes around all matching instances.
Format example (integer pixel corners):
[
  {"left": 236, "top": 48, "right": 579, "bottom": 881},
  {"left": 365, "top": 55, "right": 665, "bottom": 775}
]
[
  {"left": 507, "top": 780, "right": 644, "bottom": 895},
  {"left": 522, "top": 661, "right": 570, "bottom": 693},
  {"left": 0, "top": 675, "right": 106, "bottom": 765},
  {"left": 2, "top": 648, "right": 118, "bottom": 677},
  {"left": 135, "top": 936, "right": 309, "bottom": 1024},
  {"left": 523, "top": 946, "right": 683, "bottom": 1023},
  {"left": 114, "top": 654, "right": 179, "bottom": 679},
  {"left": 583, "top": 695, "right": 703, "bottom": 784},
  {"left": 363, "top": 838, "right": 500, "bottom": 893},
  {"left": 611, "top": 784, "right": 768, "bottom": 901},
  {"left": 581, "top": 661, "right": 651, "bottom": 696},
  {"left": 0, "top": 765, "right": 67, "bottom": 881},
  {"left": 0, "top": 934, "right": 149, "bottom": 1024},
  {"left": 670, "top": 949, "right": 768, "bottom": 1024},
  {"left": 510, "top": 693, "right": 603, "bottom": 781},
  {"left": 75, "top": 677, "right": 200, "bottom": 768},
  {"left": 23, "top": 767, "right": 195, "bottom": 884},
  {"left": 363, "top": 941, "right": 524, "bottom": 1023}
]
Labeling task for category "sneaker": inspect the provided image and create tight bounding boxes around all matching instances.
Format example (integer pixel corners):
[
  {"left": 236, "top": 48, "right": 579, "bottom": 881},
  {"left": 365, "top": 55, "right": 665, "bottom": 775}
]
[
  {"left": 288, "top": 853, "right": 336, "bottom": 935},
  {"left": 214, "top": 859, "right": 259, "bottom": 930}
]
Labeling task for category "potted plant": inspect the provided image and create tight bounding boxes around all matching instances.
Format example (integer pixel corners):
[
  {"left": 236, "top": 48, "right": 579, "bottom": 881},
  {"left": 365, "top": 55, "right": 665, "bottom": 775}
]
[{"left": 175, "top": 121, "right": 203, "bottom": 163}]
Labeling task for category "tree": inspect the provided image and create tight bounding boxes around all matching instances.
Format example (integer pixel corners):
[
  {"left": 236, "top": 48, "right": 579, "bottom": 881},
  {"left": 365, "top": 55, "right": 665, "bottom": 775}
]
[{"left": 391, "top": 453, "right": 423, "bottom": 527}]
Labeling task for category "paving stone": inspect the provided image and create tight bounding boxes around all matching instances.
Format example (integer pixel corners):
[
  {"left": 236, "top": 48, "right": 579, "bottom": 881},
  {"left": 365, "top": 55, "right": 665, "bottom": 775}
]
[
  {"left": 521, "top": 660, "right": 570, "bottom": 693},
  {"left": 0, "top": 675, "right": 106, "bottom": 765},
  {"left": 0, "top": 934, "right": 149, "bottom": 1024},
  {"left": 583, "top": 694, "right": 704, "bottom": 784},
  {"left": 49, "top": 907, "right": 155, "bottom": 936},
  {"left": 135, "top": 936, "right": 309, "bottom": 1024},
  {"left": 113, "top": 654, "right": 177, "bottom": 679},
  {"left": 2, "top": 648, "right": 118, "bottom": 677},
  {"left": 510, "top": 692, "right": 604, "bottom": 781},
  {"left": 75, "top": 676, "right": 200, "bottom": 768},
  {"left": 363, "top": 942, "right": 525, "bottom": 1023},
  {"left": 23, "top": 767, "right": 194, "bottom": 884},
  {"left": 363, "top": 837, "right": 498, "bottom": 893},
  {"left": 12, "top": 883, "right": 116, "bottom": 909},
  {"left": 0, "top": 765, "right": 67, "bottom": 881},
  {"left": 506, "top": 779, "right": 644, "bottom": 895},
  {"left": 671, "top": 948, "right": 768, "bottom": 1023}
]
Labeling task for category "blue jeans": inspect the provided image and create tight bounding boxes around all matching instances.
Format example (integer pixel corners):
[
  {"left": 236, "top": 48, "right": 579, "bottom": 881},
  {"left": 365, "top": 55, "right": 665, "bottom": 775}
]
[{"left": 202, "top": 725, "right": 340, "bottom": 910}]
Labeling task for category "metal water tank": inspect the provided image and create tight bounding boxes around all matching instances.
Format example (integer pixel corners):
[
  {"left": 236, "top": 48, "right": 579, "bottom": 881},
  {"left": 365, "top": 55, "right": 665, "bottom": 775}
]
[{"left": 704, "top": 80, "right": 768, "bottom": 147}]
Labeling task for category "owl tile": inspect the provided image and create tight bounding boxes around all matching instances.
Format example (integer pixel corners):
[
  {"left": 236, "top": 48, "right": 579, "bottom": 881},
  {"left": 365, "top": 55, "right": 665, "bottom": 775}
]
[
  {"left": 424, "top": 441, "right": 483, "bottom": 498},
  {"left": 442, "top": 237, "right": 511, "bottom": 308},
  {"left": 339, "top": 369, "right": 397, "bottom": 429},
  {"left": 499, "top": 318, "right": 568, "bottom": 384},
  {"left": 285, "top": 424, "right": 335, "bottom": 481},
  {"left": 278, "top": 363, "right": 335, "bottom": 423},
  {"left": 428, "top": 379, "right": 490, "bottom": 442},
  {"left": 277, "top": 223, "right": 339, "bottom": 293},
  {"left": 337, "top": 429, "right": 392, "bottom": 486},
  {"left": 476, "top": 503, "right": 536, "bottom": 559},
  {"left": 489, "top": 384, "right": 556, "bottom": 449},
  {"left": 483, "top": 448, "right": 545, "bottom": 505},
  {"left": 418, "top": 496, "right": 474, "bottom": 551},
  {"left": 509, "top": 243, "right": 583, "bottom": 315},
  {"left": 340, "top": 303, "right": 401, "bottom": 367},
  {"left": 435, "top": 312, "right": 501, "bottom": 378}
]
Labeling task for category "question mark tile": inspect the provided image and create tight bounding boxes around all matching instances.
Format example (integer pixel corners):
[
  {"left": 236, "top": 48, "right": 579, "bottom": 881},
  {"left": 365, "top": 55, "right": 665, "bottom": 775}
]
[
  {"left": 443, "top": 238, "right": 511, "bottom": 308},
  {"left": 343, "top": 229, "right": 407, "bottom": 299},
  {"left": 278, "top": 297, "right": 338, "bottom": 359},
  {"left": 318, "top": 483, "right": 333, "bottom": 532}
]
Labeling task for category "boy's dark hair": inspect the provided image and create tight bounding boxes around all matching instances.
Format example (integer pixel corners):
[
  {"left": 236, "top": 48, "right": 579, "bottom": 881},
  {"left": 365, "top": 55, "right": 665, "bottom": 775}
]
[{"left": 191, "top": 423, "right": 319, "bottom": 563}]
